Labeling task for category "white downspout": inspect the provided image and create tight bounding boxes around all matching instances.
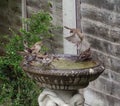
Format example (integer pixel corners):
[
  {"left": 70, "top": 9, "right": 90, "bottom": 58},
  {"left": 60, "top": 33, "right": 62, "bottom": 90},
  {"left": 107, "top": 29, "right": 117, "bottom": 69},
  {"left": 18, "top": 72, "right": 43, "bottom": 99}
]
[{"left": 62, "top": 0, "right": 77, "bottom": 55}]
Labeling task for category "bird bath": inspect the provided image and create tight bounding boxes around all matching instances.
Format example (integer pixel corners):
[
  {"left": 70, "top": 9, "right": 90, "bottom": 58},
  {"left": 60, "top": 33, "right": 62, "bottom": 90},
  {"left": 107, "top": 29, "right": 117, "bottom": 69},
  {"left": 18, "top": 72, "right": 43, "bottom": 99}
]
[
  {"left": 22, "top": 54, "right": 104, "bottom": 106},
  {"left": 20, "top": 24, "right": 105, "bottom": 106},
  {"left": 19, "top": 1, "right": 105, "bottom": 105}
]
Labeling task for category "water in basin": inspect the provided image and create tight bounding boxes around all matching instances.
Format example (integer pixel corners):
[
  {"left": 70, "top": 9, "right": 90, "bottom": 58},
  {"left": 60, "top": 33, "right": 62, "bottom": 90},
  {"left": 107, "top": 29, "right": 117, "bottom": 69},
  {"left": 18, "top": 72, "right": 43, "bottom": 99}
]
[{"left": 52, "top": 59, "right": 98, "bottom": 70}]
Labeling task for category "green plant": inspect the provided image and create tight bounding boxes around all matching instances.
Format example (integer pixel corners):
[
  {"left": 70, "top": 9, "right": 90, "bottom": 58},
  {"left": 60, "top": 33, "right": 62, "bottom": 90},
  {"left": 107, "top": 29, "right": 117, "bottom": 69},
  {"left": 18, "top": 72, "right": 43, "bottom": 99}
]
[
  {"left": 0, "top": 11, "right": 53, "bottom": 106},
  {"left": 21, "top": 11, "right": 54, "bottom": 51}
]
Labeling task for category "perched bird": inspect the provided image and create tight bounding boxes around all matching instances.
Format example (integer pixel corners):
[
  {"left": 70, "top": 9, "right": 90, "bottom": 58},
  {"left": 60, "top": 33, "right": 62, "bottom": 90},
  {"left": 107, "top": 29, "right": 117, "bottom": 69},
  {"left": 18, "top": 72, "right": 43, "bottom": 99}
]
[
  {"left": 79, "top": 48, "right": 91, "bottom": 61},
  {"left": 64, "top": 26, "right": 92, "bottom": 61},
  {"left": 30, "top": 41, "right": 43, "bottom": 54},
  {"left": 21, "top": 40, "right": 58, "bottom": 67},
  {"left": 23, "top": 40, "right": 32, "bottom": 53},
  {"left": 23, "top": 41, "right": 43, "bottom": 54},
  {"left": 40, "top": 55, "right": 59, "bottom": 69},
  {"left": 20, "top": 41, "right": 43, "bottom": 65},
  {"left": 64, "top": 26, "right": 84, "bottom": 46}
]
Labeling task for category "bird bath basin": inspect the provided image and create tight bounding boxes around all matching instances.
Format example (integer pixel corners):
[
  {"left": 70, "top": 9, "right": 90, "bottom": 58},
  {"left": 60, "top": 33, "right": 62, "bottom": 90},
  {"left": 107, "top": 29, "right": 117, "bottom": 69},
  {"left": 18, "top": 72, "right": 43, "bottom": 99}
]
[
  {"left": 22, "top": 54, "right": 104, "bottom": 106},
  {"left": 22, "top": 54, "right": 104, "bottom": 90}
]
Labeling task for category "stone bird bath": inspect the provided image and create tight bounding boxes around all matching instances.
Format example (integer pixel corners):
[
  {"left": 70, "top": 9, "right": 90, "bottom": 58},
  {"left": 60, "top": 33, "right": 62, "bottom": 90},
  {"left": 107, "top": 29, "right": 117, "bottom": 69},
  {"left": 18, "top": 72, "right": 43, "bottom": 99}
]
[
  {"left": 21, "top": 27, "right": 104, "bottom": 106},
  {"left": 22, "top": 54, "right": 104, "bottom": 106}
]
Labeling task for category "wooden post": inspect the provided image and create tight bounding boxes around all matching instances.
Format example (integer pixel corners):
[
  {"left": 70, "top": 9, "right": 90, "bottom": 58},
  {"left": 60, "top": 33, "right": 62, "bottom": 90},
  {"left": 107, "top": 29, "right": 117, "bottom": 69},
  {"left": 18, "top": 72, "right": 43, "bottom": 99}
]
[{"left": 22, "top": 0, "right": 27, "bottom": 30}]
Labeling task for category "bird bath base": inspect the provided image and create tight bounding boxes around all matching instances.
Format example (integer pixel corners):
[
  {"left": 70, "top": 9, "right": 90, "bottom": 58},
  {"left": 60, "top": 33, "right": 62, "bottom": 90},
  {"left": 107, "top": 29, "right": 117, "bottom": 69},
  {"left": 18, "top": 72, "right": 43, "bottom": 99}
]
[{"left": 38, "top": 88, "right": 84, "bottom": 106}]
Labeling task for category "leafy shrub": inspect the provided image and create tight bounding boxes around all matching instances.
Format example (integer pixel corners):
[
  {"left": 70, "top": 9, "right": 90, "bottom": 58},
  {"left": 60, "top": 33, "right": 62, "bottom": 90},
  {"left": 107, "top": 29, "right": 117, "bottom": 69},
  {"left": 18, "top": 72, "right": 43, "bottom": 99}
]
[{"left": 0, "top": 11, "right": 53, "bottom": 106}]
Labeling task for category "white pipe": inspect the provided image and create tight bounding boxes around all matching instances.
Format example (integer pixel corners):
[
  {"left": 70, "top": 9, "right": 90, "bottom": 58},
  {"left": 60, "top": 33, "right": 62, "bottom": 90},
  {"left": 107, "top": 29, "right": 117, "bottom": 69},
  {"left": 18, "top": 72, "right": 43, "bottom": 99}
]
[{"left": 62, "top": 0, "right": 77, "bottom": 55}]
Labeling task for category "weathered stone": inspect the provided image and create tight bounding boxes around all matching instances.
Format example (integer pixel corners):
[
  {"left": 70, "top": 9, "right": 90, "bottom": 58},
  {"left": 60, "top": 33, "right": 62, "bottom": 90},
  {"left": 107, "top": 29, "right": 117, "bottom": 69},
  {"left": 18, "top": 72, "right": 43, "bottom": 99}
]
[
  {"left": 111, "top": 71, "right": 120, "bottom": 84},
  {"left": 82, "top": 0, "right": 120, "bottom": 13},
  {"left": 89, "top": 76, "right": 120, "bottom": 98},
  {"left": 110, "top": 29, "right": 120, "bottom": 43},
  {"left": 82, "top": 13, "right": 120, "bottom": 43},
  {"left": 82, "top": 20, "right": 109, "bottom": 40},
  {"left": 81, "top": 0, "right": 114, "bottom": 12},
  {"left": 38, "top": 89, "right": 84, "bottom": 106},
  {"left": 86, "top": 35, "right": 120, "bottom": 57},
  {"left": 111, "top": 57, "right": 120, "bottom": 73},
  {"left": 113, "top": 14, "right": 120, "bottom": 28},
  {"left": 84, "top": 87, "right": 120, "bottom": 106},
  {"left": 80, "top": 10, "right": 120, "bottom": 28},
  {"left": 81, "top": 5, "right": 112, "bottom": 25},
  {"left": 92, "top": 49, "right": 120, "bottom": 73},
  {"left": 102, "top": 69, "right": 120, "bottom": 84}
]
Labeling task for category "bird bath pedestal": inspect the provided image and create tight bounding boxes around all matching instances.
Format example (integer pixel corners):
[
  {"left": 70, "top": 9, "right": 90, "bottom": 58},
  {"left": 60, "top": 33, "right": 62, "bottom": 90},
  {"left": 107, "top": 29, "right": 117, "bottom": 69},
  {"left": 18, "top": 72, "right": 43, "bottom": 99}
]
[{"left": 22, "top": 54, "right": 104, "bottom": 106}]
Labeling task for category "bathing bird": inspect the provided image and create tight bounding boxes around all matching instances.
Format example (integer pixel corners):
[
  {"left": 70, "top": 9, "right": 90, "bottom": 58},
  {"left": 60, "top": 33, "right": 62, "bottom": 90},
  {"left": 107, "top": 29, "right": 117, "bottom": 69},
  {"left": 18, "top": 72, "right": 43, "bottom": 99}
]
[
  {"left": 30, "top": 41, "right": 43, "bottom": 54},
  {"left": 23, "top": 41, "right": 43, "bottom": 54},
  {"left": 79, "top": 48, "right": 91, "bottom": 61},
  {"left": 64, "top": 26, "right": 84, "bottom": 46}
]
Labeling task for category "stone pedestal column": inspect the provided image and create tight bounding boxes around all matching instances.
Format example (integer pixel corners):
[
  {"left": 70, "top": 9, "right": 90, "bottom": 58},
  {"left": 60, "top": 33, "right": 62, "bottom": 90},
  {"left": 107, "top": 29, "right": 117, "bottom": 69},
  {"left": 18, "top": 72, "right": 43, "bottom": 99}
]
[{"left": 38, "top": 89, "right": 84, "bottom": 106}]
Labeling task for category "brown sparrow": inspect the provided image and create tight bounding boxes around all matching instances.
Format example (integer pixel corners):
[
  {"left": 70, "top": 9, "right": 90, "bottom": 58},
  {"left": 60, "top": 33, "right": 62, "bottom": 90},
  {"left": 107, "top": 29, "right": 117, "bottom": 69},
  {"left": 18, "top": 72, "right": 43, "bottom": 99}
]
[
  {"left": 23, "top": 40, "right": 32, "bottom": 53},
  {"left": 64, "top": 26, "right": 84, "bottom": 45},
  {"left": 30, "top": 41, "right": 43, "bottom": 54},
  {"left": 79, "top": 48, "right": 91, "bottom": 61}
]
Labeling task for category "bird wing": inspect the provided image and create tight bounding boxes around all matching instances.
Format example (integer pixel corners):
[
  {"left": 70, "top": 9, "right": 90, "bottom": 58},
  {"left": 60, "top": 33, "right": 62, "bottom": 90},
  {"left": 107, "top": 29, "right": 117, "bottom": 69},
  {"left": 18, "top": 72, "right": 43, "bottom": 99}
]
[
  {"left": 65, "top": 36, "right": 75, "bottom": 43},
  {"left": 31, "top": 44, "right": 41, "bottom": 54},
  {"left": 65, "top": 29, "right": 80, "bottom": 42},
  {"left": 76, "top": 30, "right": 84, "bottom": 41}
]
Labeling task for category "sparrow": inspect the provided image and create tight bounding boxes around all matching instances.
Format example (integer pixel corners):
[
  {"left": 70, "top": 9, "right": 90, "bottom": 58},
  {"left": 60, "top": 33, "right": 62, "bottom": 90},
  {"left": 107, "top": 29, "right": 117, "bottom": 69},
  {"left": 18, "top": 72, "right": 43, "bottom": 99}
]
[
  {"left": 64, "top": 26, "right": 84, "bottom": 46},
  {"left": 23, "top": 40, "right": 32, "bottom": 53},
  {"left": 19, "top": 51, "right": 37, "bottom": 65},
  {"left": 20, "top": 41, "right": 43, "bottom": 65},
  {"left": 79, "top": 48, "right": 91, "bottom": 61},
  {"left": 30, "top": 41, "right": 43, "bottom": 54},
  {"left": 40, "top": 55, "right": 59, "bottom": 69},
  {"left": 23, "top": 41, "right": 43, "bottom": 54}
]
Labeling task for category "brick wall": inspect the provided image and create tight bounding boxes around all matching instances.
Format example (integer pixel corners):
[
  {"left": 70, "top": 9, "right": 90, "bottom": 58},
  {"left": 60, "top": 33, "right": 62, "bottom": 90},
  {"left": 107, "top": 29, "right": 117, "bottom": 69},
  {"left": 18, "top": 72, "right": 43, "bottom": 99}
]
[{"left": 81, "top": 0, "right": 120, "bottom": 105}]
